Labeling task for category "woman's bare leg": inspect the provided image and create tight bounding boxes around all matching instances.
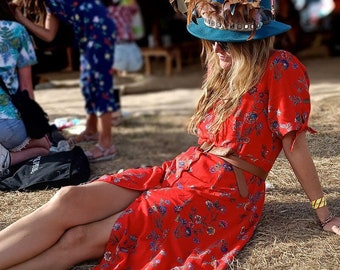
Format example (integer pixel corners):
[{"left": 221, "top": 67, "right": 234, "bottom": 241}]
[
  {"left": 97, "top": 112, "right": 113, "bottom": 148},
  {"left": 85, "top": 112, "right": 115, "bottom": 159},
  {"left": 84, "top": 113, "right": 98, "bottom": 135},
  {"left": 8, "top": 212, "right": 120, "bottom": 270},
  {"left": 10, "top": 136, "right": 51, "bottom": 165},
  {"left": 0, "top": 181, "right": 141, "bottom": 269}
]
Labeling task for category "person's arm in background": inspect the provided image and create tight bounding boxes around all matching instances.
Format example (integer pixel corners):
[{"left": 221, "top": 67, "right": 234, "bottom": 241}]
[
  {"left": 282, "top": 131, "right": 340, "bottom": 235},
  {"left": 11, "top": 5, "right": 59, "bottom": 42},
  {"left": 18, "top": 65, "right": 34, "bottom": 99}
]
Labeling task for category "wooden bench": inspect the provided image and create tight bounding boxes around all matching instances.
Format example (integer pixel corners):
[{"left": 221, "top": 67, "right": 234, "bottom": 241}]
[{"left": 141, "top": 46, "right": 182, "bottom": 76}]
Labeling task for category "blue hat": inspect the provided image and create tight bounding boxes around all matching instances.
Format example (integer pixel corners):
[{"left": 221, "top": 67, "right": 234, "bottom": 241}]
[{"left": 186, "top": 0, "right": 291, "bottom": 42}]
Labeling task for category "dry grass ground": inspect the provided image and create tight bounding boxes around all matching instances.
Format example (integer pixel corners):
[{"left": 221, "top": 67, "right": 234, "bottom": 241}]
[{"left": 0, "top": 58, "right": 339, "bottom": 269}]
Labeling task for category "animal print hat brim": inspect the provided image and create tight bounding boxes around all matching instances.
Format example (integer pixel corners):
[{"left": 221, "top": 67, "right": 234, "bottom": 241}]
[{"left": 173, "top": 0, "right": 291, "bottom": 42}]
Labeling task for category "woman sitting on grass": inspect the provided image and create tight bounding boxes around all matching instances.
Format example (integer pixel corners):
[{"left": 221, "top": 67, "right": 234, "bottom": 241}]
[{"left": 0, "top": 0, "right": 339, "bottom": 269}]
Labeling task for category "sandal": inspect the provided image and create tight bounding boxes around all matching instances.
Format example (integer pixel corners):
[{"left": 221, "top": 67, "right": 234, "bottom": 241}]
[
  {"left": 68, "top": 131, "right": 98, "bottom": 146},
  {"left": 85, "top": 143, "right": 117, "bottom": 163}
]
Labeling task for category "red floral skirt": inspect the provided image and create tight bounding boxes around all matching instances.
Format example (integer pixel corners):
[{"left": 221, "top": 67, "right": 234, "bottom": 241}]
[{"left": 93, "top": 147, "right": 265, "bottom": 269}]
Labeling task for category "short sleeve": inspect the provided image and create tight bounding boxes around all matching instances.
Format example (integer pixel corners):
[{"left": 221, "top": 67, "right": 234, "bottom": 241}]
[
  {"left": 16, "top": 24, "right": 37, "bottom": 68},
  {"left": 266, "top": 51, "right": 315, "bottom": 146}
]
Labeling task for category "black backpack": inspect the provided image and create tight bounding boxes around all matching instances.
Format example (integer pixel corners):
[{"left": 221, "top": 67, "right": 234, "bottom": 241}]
[{"left": 0, "top": 146, "right": 91, "bottom": 191}]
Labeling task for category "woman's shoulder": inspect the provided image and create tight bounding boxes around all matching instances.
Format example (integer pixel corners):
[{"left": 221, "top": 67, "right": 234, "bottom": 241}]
[
  {"left": 0, "top": 20, "right": 28, "bottom": 34},
  {"left": 268, "top": 50, "right": 305, "bottom": 68},
  {"left": 262, "top": 49, "right": 310, "bottom": 95},
  {"left": 266, "top": 49, "right": 308, "bottom": 77},
  {"left": 0, "top": 20, "right": 23, "bottom": 28}
]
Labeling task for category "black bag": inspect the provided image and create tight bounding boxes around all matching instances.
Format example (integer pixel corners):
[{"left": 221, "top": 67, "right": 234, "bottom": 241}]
[
  {"left": 0, "top": 146, "right": 91, "bottom": 191},
  {"left": 0, "top": 77, "right": 50, "bottom": 139}
]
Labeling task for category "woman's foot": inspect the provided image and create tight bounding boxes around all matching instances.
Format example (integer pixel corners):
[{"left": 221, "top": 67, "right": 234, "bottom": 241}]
[
  {"left": 68, "top": 131, "right": 98, "bottom": 146},
  {"left": 85, "top": 143, "right": 117, "bottom": 163}
]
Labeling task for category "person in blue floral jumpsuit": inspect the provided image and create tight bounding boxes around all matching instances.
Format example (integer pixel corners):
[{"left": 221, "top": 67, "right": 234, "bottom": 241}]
[{"left": 12, "top": 0, "right": 118, "bottom": 161}]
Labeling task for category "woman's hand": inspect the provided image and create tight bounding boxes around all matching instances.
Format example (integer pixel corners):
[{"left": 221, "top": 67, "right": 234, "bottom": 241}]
[
  {"left": 8, "top": 4, "right": 59, "bottom": 42},
  {"left": 323, "top": 216, "right": 340, "bottom": 235},
  {"left": 8, "top": 3, "right": 25, "bottom": 23}
]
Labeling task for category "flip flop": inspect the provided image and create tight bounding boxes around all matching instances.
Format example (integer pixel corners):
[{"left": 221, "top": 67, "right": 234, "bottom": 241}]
[
  {"left": 85, "top": 143, "right": 117, "bottom": 163},
  {"left": 68, "top": 131, "right": 98, "bottom": 146}
]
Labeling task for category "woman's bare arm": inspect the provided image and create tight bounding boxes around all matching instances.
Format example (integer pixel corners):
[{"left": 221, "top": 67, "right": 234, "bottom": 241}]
[
  {"left": 17, "top": 65, "right": 34, "bottom": 99},
  {"left": 282, "top": 131, "right": 340, "bottom": 235},
  {"left": 13, "top": 7, "right": 59, "bottom": 42}
]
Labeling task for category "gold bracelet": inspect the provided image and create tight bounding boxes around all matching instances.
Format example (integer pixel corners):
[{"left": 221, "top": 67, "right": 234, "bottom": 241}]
[{"left": 311, "top": 196, "right": 327, "bottom": 209}]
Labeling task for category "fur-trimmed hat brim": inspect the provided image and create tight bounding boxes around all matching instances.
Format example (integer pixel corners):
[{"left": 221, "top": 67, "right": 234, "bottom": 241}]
[{"left": 187, "top": 18, "right": 291, "bottom": 42}]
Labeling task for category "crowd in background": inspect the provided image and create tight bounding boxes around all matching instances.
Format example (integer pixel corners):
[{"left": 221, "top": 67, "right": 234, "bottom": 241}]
[{"left": 31, "top": 0, "right": 340, "bottom": 76}]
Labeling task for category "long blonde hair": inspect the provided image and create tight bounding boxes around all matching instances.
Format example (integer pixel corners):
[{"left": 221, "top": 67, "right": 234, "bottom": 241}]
[
  {"left": 188, "top": 37, "right": 275, "bottom": 137},
  {"left": 14, "top": 0, "right": 46, "bottom": 25}
]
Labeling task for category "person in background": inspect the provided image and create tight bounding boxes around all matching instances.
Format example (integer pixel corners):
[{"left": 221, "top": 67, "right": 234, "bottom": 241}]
[
  {"left": 0, "top": 0, "right": 339, "bottom": 269},
  {"left": 11, "top": 0, "right": 118, "bottom": 162},
  {"left": 103, "top": 0, "right": 144, "bottom": 126},
  {"left": 104, "top": 0, "right": 143, "bottom": 75},
  {"left": 0, "top": 0, "right": 50, "bottom": 176}
]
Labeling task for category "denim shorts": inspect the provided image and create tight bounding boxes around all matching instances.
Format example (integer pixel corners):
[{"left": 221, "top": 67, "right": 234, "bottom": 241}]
[{"left": 0, "top": 119, "right": 29, "bottom": 150}]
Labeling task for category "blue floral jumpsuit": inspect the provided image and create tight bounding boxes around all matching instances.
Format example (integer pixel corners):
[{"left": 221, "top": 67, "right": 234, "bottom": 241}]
[{"left": 46, "top": 0, "right": 117, "bottom": 115}]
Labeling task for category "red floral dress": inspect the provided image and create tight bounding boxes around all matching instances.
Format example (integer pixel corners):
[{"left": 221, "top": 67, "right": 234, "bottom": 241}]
[{"left": 93, "top": 50, "right": 314, "bottom": 269}]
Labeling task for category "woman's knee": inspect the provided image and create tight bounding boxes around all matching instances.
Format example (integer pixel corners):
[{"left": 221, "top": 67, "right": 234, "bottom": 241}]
[
  {"left": 48, "top": 186, "right": 83, "bottom": 216},
  {"left": 38, "top": 147, "right": 50, "bottom": 156},
  {"left": 52, "top": 185, "right": 80, "bottom": 205},
  {"left": 58, "top": 224, "right": 107, "bottom": 258},
  {"left": 58, "top": 225, "right": 88, "bottom": 249},
  {"left": 27, "top": 135, "right": 51, "bottom": 152},
  {"left": 38, "top": 135, "right": 52, "bottom": 153}
]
